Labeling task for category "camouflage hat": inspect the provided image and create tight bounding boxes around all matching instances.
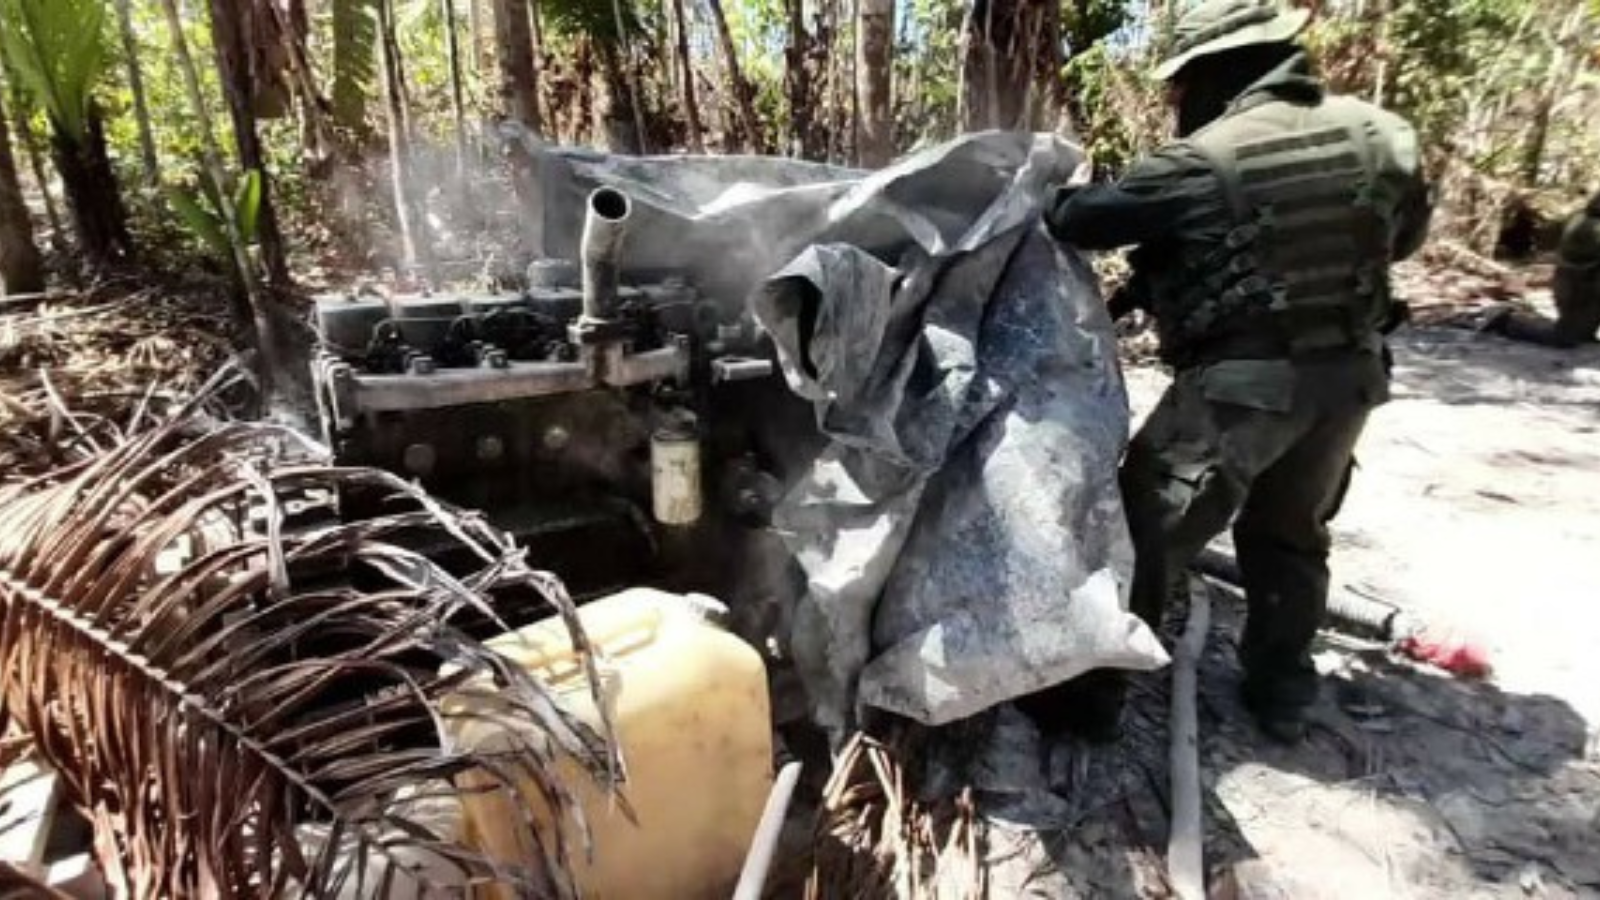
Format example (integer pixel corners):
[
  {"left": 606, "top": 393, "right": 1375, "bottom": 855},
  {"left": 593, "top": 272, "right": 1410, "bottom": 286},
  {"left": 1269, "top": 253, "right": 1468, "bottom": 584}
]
[{"left": 1153, "top": 0, "right": 1312, "bottom": 82}]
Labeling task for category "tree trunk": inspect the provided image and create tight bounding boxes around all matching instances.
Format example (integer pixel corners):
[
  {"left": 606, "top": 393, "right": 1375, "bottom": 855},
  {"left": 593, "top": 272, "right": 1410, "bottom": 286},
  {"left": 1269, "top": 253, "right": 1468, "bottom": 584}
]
[
  {"left": 706, "top": 0, "right": 763, "bottom": 152},
  {"left": 377, "top": 0, "right": 428, "bottom": 271},
  {"left": 609, "top": 0, "right": 650, "bottom": 154},
  {"left": 1044, "top": 0, "right": 1070, "bottom": 135},
  {"left": 442, "top": 0, "right": 470, "bottom": 176},
  {"left": 270, "top": 0, "right": 337, "bottom": 172},
  {"left": 208, "top": 0, "right": 291, "bottom": 286},
  {"left": 528, "top": 2, "right": 550, "bottom": 137},
  {"left": 493, "top": 0, "right": 542, "bottom": 132},
  {"left": 51, "top": 113, "right": 133, "bottom": 271},
  {"left": 597, "top": 45, "right": 644, "bottom": 154},
  {"left": 468, "top": 0, "right": 484, "bottom": 72},
  {"left": 112, "top": 0, "right": 160, "bottom": 185},
  {"left": 671, "top": 0, "right": 706, "bottom": 153},
  {"left": 0, "top": 85, "right": 45, "bottom": 296},
  {"left": 1520, "top": 9, "right": 1586, "bottom": 186},
  {"left": 855, "top": 0, "right": 893, "bottom": 167},
  {"left": 6, "top": 88, "right": 63, "bottom": 251},
  {"left": 824, "top": 0, "right": 842, "bottom": 161},
  {"left": 960, "top": 0, "right": 1042, "bottom": 132},
  {"left": 157, "top": 0, "right": 276, "bottom": 395},
  {"left": 783, "top": 0, "right": 813, "bottom": 158}
]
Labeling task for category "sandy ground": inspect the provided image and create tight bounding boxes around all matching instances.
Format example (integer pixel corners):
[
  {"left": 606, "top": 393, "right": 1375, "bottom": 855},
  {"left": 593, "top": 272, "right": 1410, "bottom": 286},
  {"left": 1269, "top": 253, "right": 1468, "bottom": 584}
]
[{"left": 1106, "top": 322, "right": 1600, "bottom": 899}]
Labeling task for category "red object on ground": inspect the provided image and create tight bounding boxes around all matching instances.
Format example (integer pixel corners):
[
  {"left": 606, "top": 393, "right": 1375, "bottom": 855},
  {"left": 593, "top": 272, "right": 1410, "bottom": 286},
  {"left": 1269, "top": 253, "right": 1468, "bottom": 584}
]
[{"left": 1395, "top": 631, "right": 1493, "bottom": 679}]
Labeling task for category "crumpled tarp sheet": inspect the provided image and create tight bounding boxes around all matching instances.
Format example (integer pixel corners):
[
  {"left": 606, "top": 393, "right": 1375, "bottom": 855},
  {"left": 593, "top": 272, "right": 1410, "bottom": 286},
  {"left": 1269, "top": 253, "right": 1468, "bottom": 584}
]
[{"left": 512, "top": 128, "right": 1169, "bottom": 733}]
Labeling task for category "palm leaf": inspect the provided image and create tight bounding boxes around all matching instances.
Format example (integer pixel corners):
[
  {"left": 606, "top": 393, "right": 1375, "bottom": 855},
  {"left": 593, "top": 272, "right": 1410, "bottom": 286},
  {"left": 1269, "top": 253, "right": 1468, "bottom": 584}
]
[
  {"left": 0, "top": 377, "right": 620, "bottom": 898},
  {"left": 164, "top": 184, "right": 231, "bottom": 259},
  {"left": 234, "top": 169, "right": 264, "bottom": 246},
  {"left": 0, "top": 0, "right": 108, "bottom": 142},
  {"left": 331, "top": 0, "right": 379, "bottom": 129}
]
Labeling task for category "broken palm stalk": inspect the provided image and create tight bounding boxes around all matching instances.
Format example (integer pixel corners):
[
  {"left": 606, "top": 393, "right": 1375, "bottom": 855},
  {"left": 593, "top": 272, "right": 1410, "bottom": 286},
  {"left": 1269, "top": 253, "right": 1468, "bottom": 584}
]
[
  {"left": 1168, "top": 584, "right": 1211, "bottom": 900},
  {"left": 806, "top": 732, "right": 984, "bottom": 900},
  {"left": 0, "top": 369, "right": 619, "bottom": 898}
]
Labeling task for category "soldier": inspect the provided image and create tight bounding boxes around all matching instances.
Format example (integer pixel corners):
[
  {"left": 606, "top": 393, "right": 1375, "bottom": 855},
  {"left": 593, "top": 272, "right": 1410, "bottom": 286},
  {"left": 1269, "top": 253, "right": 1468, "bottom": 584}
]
[
  {"left": 1483, "top": 192, "right": 1600, "bottom": 347},
  {"left": 1035, "top": 0, "right": 1433, "bottom": 743}
]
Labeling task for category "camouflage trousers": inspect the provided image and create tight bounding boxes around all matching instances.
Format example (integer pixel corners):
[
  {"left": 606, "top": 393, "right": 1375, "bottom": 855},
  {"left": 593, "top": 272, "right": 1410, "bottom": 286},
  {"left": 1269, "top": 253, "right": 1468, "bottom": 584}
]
[
  {"left": 1497, "top": 263, "right": 1600, "bottom": 348},
  {"left": 1120, "top": 353, "right": 1386, "bottom": 711}
]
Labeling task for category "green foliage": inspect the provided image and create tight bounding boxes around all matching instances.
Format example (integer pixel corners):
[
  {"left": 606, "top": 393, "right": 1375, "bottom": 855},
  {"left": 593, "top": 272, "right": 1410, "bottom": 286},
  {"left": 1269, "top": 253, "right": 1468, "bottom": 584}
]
[
  {"left": 1064, "top": 43, "right": 1166, "bottom": 173},
  {"left": 1062, "top": 0, "right": 1133, "bottom": 55},
  {"left": 332, "top": 0, "right": 379, "bottom": 128},
  {"left": 895, "top": 0, "right": 963, "bottom": 145},
  {"left": 0, "top": 0, "right": 110, "bottom": 141},
  {"left": 164, "top": 168, "right": 265, "bottom": 268},
  {"left": 538, "top": 0, "right": 644, "bottom": 44}
]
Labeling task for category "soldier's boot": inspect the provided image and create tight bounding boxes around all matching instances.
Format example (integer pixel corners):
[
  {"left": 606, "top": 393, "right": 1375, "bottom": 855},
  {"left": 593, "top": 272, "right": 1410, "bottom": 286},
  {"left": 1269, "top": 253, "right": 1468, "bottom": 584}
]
[{"left": 1231, "top": 411, "right": 1369, "bottom": 747}]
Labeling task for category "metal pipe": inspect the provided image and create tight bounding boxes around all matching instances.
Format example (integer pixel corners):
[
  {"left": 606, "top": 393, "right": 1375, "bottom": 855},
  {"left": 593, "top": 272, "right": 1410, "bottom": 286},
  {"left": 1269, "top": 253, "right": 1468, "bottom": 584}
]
[
  {"left": 581, "top": 187, "right": 633, "bottom": 321},
  {"left": 731, "top": 761, "right": 803, "bottom": 900}
]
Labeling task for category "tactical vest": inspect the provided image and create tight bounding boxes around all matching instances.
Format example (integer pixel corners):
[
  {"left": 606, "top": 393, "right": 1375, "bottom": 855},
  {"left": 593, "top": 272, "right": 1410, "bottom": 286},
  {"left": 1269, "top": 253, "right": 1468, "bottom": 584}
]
[{"left": 1146, "top": 92, "right": 1413, "bottom": 363}]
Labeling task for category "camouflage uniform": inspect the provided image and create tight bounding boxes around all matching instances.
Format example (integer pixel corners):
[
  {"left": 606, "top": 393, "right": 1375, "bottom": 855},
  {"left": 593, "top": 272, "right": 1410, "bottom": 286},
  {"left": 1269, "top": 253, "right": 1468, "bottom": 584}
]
[
  {"left": 1041, "top": 0, "right": 1433, "bottom": 740},
  {"left": 1492, "top": 193, "right": 1600, "bottom": 347}
]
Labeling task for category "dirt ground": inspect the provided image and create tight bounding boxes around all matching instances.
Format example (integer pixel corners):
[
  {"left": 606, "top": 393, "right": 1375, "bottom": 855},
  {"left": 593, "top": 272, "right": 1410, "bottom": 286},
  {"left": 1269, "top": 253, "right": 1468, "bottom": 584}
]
[{"left": 1090, "top": 310, "right": 1600, "bottom": 898}]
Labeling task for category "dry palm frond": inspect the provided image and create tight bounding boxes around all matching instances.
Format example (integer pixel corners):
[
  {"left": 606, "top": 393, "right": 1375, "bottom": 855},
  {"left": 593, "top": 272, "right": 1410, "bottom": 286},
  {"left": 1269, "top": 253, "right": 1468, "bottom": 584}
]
[
  {"left": 806, "top": 733, "right": 985, "bottom": 900},
  {"left": 0, "top": 379, "right": 618, "bottom": 898},
  {"left": 0, "top": 282, "right": 244, "bottom": 451}
]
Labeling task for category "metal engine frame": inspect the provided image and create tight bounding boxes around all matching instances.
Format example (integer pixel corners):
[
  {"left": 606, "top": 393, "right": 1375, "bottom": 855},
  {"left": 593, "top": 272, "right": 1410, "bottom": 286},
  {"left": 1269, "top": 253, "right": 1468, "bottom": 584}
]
[{"left": 308, "top": 187, "right": 806, "bottom": 611}]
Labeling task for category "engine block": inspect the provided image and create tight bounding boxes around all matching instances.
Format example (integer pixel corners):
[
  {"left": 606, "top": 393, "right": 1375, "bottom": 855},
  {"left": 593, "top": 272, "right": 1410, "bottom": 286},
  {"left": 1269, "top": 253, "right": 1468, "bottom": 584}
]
[{"left": 308, "top": 188, "right": 787, "bottom": 599}]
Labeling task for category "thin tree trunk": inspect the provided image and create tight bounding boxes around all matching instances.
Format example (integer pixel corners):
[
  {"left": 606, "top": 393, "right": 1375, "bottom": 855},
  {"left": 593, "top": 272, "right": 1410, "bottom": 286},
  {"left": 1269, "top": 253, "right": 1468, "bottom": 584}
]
[
  {"left": 672, "top": 0, "right": 706, "bottom": 153},
  {"left": 468, "top": 0, "right": 484, "bottom": 72},
  {"left": 706, "top": 0, "right": 763, "bottom": 152},
  {"left": 829, "top": 0, "right": 846, "bottom": 162},
  {"left": 267, "top": 0, "right": 336, "bottom": 171},
  {"left": 442, "top": 0, "right": 470, "bottom": 176},
  {"left": 1520, "top": 9, "right": 1585, "bottom": 186},
  {"left": 855, "top": 0, "right": 893, "bottom": 167},
  {"left": 847, "top": 0, "right": 858, "bottom": 158},
  {"left": 377, "top": 0, "right": 428, "bottom": 270},
  {"left": 8, "top": 94, "right": 63, "bottom": 250},
  {"left": 783, "top": 0, "right": 812, "bottom": 157},
  {"left": 493, "top": 0, "right": 543, "bottom": 132},
  {"left": 956, "top": 0, "right": 975, "bottom": 129},
  {"left": 606, "top": 0, "right": 649, "bottom": 153},
  {"left": 156, "top": 0, "right": 277, "bottom": 394},
  {"left": 597, "top": 45, "right": 642, "bottom": 153},
  {"left": 576, "top": 40, "right": 597, "bottom": 145},
  {"left": 112, "top": 0, "right": 160, "bottom": 185},
  {"left": 960, "top": 0, "right": 1034, "bottom": 133},
  {"left": 1044, "top": 0, "right": 1070, "bottom": 135},
  {"left": 528, "top": 1, "right": 549, "bottom": 136},
  {"left": 0, "top": 84, "right": 45, "bottom": 296},
  {"left": 207, "top": 0, "right": 291, "bottom": 286}
]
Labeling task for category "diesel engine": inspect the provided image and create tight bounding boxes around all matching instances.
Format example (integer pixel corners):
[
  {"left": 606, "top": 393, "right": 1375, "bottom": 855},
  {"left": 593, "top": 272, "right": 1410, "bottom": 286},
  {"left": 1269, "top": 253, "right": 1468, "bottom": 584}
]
[{"left": 308, "top": 187, "right": 809, "bottom": 614}]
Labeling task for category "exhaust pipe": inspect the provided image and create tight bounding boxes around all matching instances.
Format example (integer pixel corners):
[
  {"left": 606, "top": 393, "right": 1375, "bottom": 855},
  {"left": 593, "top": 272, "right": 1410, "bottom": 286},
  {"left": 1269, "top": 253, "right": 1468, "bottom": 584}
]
[{"left": 580, "top": 187, "right": 632, "bottom": 321}]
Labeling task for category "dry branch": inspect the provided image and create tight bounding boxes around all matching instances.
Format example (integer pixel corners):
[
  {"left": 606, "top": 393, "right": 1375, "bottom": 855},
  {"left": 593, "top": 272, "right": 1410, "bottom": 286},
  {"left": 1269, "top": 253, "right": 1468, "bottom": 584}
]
[
  {"left": 1167, "top": 585, "right": 1211, "bottom": 900},
  {"left": 805, "top": 732, "right": 984, "bottom": 900},
  {"left": 0, "top": 381, "right": 617, "bottom": 898}
]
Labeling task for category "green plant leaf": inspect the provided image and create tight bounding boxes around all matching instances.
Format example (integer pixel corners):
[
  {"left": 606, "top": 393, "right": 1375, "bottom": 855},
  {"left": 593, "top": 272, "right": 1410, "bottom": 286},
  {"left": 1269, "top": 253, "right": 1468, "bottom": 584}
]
[
  {"left": 234, "top": 169, "right": 263, "bottom": 246},
  {"left": 165, "top": 185, "right": 230, "bottom": 260},
  {"left": 0, "top": 0, "right": 108, "bottom": 142},
  {"left": 538, "top": 0, "right": 643, "bottom": 44},
  {"left": 332, "top": 0, "right": 379, "bottom": 129}
]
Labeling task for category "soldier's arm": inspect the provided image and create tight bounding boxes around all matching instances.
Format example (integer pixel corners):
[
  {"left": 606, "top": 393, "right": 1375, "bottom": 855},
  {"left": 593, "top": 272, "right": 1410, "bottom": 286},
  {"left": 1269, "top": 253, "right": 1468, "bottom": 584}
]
[{"left": 1044, "top": 146, "right": 1216, "bottom": 251}]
